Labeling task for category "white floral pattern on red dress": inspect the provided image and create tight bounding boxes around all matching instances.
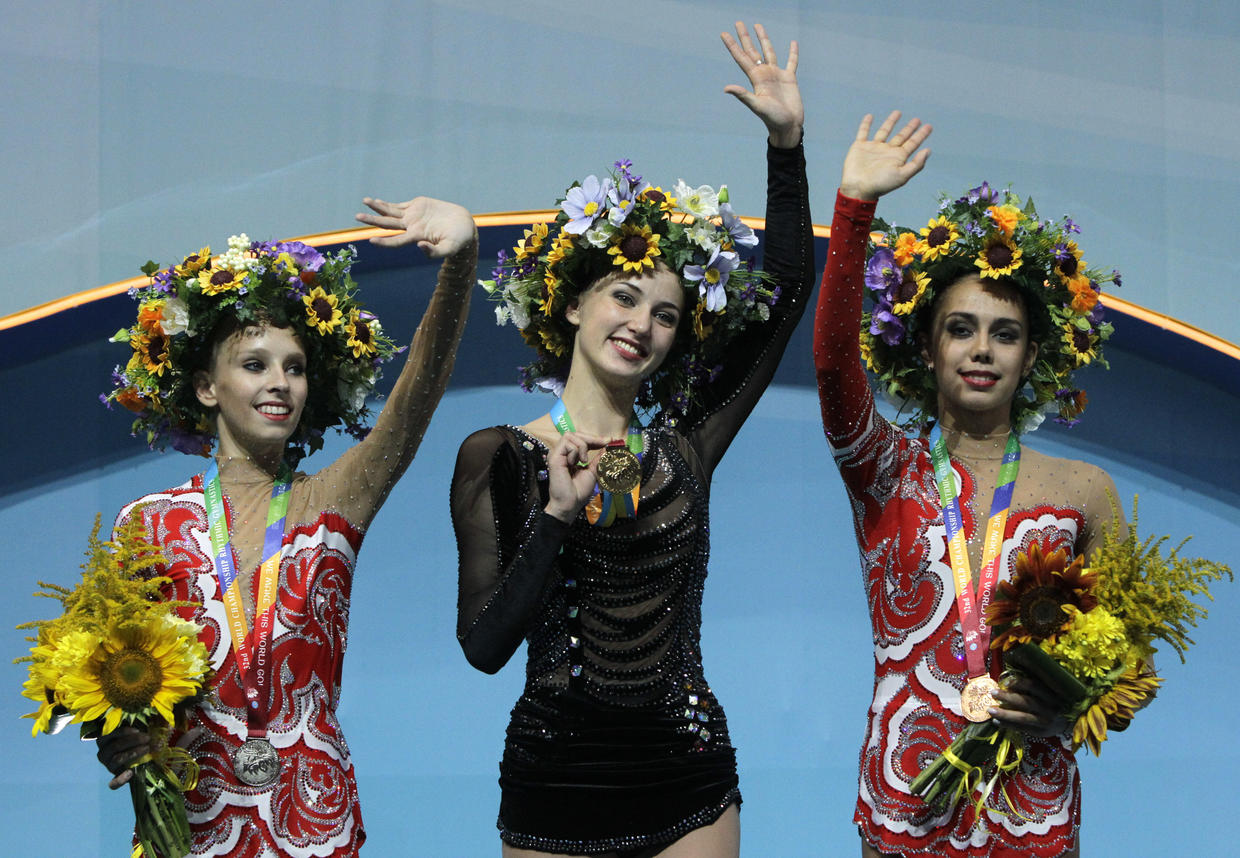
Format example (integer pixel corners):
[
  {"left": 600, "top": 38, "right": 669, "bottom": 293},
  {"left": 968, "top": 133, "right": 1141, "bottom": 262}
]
[
  {"left": 816, "top": 192, "right": 1118, "bottom": 857},
  {"left": 119, "top": 478, "right": 365, "bottom": 858}
]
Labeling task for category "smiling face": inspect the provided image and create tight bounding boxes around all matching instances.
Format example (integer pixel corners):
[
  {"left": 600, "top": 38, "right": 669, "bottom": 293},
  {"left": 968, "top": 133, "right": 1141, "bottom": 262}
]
[
  {"left": 563, "top": 265, "right": 685, "bottom": 391},
  {"left": 923, "top": 275, "right": 1038, "bottom": 433},
  {"left": 193, "top": 324, "right": 308, "bottom": 461}
]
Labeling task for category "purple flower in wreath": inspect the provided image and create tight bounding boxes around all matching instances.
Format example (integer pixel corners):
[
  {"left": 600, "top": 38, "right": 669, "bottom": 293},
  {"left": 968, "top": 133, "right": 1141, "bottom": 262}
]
[
  {"left": 536, "top": 376, "right": 566, "bottom": 398},
  {"left": 169, "top": 426, "right": 213, "bottom": 457},
  {"left": 870, "top": 302, "right": 906, "bottom": 346},
  {"left": 252, "top": 238, "right": 324, "bottom": 271},
  {"left": 961, "top": 181, "right": 1000, "bottom": 206},
  {"left": 614, "top": 159, "right": 642, "bottom": 187},
  {"left": 865, "top": 248, "right": 902, "bottom": 298},
  {"left": 608, "top": 174, "right": 646, "bottom": 227},
  {"left": 490, "top": 248, "right": 509, "bottom": 283},
  {"left": 562, "top": 175, "right": 613, "bottom": 235},
  {"left": 152, "top": 268, "right": 179, "bottom": 295},
  {"left": 684, "top": 248, "right": 739, "bottom": 312},
  {"left": 719, "top": 203, "right": 758, "bottom": 248}
]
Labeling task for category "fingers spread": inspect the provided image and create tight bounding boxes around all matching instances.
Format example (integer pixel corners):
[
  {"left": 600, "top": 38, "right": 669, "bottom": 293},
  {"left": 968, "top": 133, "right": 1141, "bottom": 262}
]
[
  {"left": 754, "top": 23, "right": 777, "bottom": 66},
  {"left": 874, "top": 110, "right": 902, "bottom": 141}
]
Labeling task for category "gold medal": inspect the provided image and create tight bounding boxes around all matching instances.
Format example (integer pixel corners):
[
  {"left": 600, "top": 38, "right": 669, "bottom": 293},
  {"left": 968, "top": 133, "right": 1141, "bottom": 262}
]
[
  {"left": 596, "top": 443, "right": 641, "bottom": 495},
  {"left": 960, "top": 675, "right": 1000, "bottom": 722}
]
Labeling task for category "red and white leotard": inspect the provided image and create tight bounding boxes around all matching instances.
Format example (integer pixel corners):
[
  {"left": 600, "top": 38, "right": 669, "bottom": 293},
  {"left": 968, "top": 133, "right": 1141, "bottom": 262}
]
[
  {"left": 115, "top": 242, "right": 474, "bottom": 858},
  {"left": 813, "top": 191, "right": 1119, "bottom": 858}
]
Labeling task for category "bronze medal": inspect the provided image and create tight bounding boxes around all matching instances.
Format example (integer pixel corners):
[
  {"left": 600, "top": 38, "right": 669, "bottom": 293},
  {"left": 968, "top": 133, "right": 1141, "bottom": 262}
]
[
  {"left": 960, "top": 675, "right": 1000, "bottom": 723},
  {"left": 596, "top": 443, "right": 641, "bottom": 495},
  {"left": 233, "top": 737, "right": 280, "bottom": 787}
]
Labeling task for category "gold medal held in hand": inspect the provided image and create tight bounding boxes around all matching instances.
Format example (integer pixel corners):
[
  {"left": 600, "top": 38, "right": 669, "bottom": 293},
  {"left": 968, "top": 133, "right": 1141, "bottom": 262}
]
[
  {"left": 960, "top": 675, "right": 1000, "bottom": 723},
  {"left": 596, "top": 441, "right": 641, "bottom": 495}
]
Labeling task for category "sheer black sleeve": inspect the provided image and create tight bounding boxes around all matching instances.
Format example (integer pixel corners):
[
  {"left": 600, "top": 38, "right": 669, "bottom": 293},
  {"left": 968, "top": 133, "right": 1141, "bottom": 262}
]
[
  {"left": 451, "top": 427, "right": 570, "bottom": 674},
  {"left": 681, "top": 142, "right": 813, "bottom": 476}
]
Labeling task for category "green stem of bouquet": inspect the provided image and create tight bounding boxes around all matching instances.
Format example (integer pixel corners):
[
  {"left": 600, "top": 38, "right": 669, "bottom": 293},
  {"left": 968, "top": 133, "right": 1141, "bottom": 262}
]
[
  {"left": 129, "top": 762, "right": 191, "bottom": 858},
  {"left": 910, "top": 721, "right": 1014, "bottom": 809}
]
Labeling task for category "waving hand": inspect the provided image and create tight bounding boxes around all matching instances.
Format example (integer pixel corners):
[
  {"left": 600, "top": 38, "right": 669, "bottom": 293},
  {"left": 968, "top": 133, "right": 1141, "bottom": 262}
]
[
  {"left": 355, "top": 196, "right": 477, "bottom": 258},
  {"left": 720, "top": 22, "right": 803, "bottom": 148},
  {"left": 839, "top": 111, "right": 933, "bottom": 201}
]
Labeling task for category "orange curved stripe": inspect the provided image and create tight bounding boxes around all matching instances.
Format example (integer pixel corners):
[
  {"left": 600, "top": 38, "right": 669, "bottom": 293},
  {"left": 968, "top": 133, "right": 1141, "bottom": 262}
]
[
  {"left": 1098, "top": 292, "right": 1240, "bottom": 360},
  {"left": 1, "top": 216, "right": 1234, "bottom": 365}
]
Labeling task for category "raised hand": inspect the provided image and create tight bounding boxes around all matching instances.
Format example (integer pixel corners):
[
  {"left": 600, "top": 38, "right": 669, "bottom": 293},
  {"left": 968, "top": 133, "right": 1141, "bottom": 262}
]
[
  {"left": 720, "top": 22, "right": 803, "bottom": 148},
  {"left": 840, "top": 111, "right": 933, "bottom": 202},
  {"left": 544, "top": 431, "right": 608, "bottom": 523},
  {"left": 355, "top": 196, "right": 477, "bottom": 258}
]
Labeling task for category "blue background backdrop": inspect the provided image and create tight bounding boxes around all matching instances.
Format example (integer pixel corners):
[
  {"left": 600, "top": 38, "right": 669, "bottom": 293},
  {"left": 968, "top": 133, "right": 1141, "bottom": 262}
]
[{"left": 4, "top": 0, "right": 1240, "bottom": 346}]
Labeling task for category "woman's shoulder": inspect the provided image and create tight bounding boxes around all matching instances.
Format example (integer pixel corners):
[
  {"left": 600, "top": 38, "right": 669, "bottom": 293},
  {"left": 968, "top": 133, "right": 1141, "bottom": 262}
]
[
  {"left": 1020, "top": 443, "right": 1111, "bottom": 480},
  {"left": 459, "top": 425, "right": 543, "bottom": 455},
  {"left": 1018, "top": 442, "right": 1118, "bottom": 515},
  {"left": 114, "top": 474, "right": 203, "bottom": 528},
  {"left": 455, "top": 425, "right": 545, "bottom": 476}
]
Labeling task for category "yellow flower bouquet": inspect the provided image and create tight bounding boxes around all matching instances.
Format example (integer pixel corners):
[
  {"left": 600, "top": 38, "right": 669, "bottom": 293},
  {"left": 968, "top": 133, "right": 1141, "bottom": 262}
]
[
  {"left": 16, "top": 513, "right": 211, "bottom": 858},
  {"left": 911, "top": 497, "right": 1231, "bottom": 812}
]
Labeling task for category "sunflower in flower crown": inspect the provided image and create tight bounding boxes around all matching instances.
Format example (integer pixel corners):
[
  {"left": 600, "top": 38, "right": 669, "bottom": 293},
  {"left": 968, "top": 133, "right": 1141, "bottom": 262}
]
[
  {"left": 860, "top": 182, "right": 1120, "bottom": 432},
  {"left": 481, "top": 159, "right": 779, "bottom": 415},
  {"left": 104, "top": 235, "right": 400, "bottom": 462}
]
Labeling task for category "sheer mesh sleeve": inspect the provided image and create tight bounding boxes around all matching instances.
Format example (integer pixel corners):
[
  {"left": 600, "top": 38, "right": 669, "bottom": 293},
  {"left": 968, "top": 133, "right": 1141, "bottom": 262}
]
[
  {"left": 452, "top": 428, "right": 571, "bottom": 674},
  {"left": 298, "top": 240, "right": 476, "bottom": 531},
  {"left": 681, "top": 142, "right": 813, "bottom": 476},
  {"left": 1079, "top": 462, "right": 1126, "bottom": 558}
]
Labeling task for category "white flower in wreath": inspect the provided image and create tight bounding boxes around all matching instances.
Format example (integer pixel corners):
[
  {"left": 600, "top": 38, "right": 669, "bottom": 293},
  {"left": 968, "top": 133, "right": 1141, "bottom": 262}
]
[
  {"left": 160, "top": 296, "right": 190, "bottom": 336},
  {"left": 673, "top": 180, "right": 719, "bottom": 219}
]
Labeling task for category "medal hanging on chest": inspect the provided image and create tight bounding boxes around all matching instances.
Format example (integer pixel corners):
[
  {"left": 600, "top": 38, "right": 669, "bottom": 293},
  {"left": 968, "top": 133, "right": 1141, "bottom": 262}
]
[
  {"left": 203, "top": 459, "right": 292, "bottom": 787},
  {"left": 550, "top": 399, "right": 644, "bottom": 527},
  {"left": 928, "top": 426, "right": 1021, "bottom": 723}
]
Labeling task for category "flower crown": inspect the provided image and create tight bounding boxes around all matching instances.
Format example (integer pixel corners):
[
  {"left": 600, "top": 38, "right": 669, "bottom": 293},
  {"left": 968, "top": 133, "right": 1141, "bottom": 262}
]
[
  {"left": 104, "top": 235, "right": 399, "bottom": 461},
  {"left": 861, "top": 182, "right": 1120, "bottom": 432},
  {"left": 480, "top": 159, "right": 778, "bottom": 415}
]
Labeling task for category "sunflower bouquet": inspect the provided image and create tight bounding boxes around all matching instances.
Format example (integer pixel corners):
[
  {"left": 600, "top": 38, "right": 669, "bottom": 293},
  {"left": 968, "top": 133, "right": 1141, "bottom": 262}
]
[
  {"left": 16, "top": 513, "right": 211, "bottom": 858},
  {"left": 911, "top": 498, "right": 1231, "bottom": 812}
]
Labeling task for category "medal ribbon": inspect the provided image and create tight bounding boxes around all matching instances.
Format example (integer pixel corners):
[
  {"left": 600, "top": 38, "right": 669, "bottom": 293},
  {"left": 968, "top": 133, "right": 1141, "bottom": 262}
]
[
  {"left": 928, "top": 426, "right": 1020, "bottom": 681},
  {"left": 550, "top": 398, "right": 643, "bottom": 527},
  {"left": 203, "top": 459, "right": 291, "bottom": 738}
]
